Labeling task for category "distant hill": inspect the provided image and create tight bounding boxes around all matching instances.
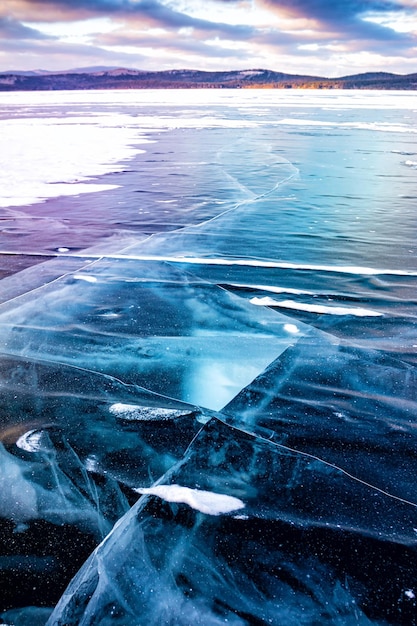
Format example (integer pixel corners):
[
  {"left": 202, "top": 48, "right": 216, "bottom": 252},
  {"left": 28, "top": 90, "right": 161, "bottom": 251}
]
[{"left": 0, "top": 67, "right": 416, "bottom": 91}]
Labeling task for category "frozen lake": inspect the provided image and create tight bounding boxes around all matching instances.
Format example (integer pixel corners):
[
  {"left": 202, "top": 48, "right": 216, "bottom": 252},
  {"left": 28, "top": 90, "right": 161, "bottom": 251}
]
[{"left": 0, "top": 89, "right": 416, "bottom": 625}]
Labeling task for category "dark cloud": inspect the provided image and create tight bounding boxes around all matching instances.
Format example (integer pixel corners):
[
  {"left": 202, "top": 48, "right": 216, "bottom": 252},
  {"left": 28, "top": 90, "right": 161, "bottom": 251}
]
[
  {"left": 259, "top": 0, "right": 407, "bottom": 21},
  {"left": 14, "top": 0, "right": 157, "bottom": 13},
  {"left": 264, "top": 0, "right": 401, "bottom": 19},
  {"left": 260, "top": 0, "right": 411, "bottom": 29},
  {"left": 0, "top": 15, "right": 52, "bottom": 39},
  {"left": 127, "top": 2, "right": 255, "bottom": 38},
  {"left": 258, "top": 0, "right": 416, "bottom": 46}
]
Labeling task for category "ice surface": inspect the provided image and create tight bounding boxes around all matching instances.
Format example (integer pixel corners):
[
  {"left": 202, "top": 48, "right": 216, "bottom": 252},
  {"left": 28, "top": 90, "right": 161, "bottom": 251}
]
[
  {"left": 0, "top": 258, "right": 305, "bottom": 411},
  {"left": 225, "top": 333, "right": 417, "bottom": 505},
  {"left": 1, "top": 90, "right": 417, "bottom": 625},
  {"left": 0, "top": 352, "right": 205, "bottom": 613},
  {"left": 47, "top": 418, "right": 417, "bottom": 625},
  {"left": 0, "top": 606, "right": 53, "bottom": 626},
  {"left": 0, "top": 423, "right": 126, "bottom": 535}
]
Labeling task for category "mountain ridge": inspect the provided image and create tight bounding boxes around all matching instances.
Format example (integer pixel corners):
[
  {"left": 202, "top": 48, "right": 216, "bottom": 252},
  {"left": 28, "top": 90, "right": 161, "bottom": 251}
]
[{"left": 0, "top": 67, "right": 416, "bottom": 90}]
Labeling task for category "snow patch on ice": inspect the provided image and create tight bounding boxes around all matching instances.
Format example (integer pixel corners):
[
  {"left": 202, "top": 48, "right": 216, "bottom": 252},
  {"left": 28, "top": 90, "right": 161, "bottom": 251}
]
[
  {"left": 73, "top": 274, "right": 97, "bottom": 283},
  {"left": 16, "top": 429, "right": 45, "bottom": 453},
  {"left": 250, "top": 296, "right": 383, "bottom": 317},
  {"left": 134, "top": 484, "right": 245, "bottom": 516},
  {"left": 277, "top": 118, "right": 417, "bottom": 133},
  {"left": 0, "top": 114, "right": 148, "bottom": 208},
  {"left": 109, "top": 404, "right": 186, "bottom": 421},
  {"left": 93, "top": 254, "right": 416, "bottom": 277},
  {"left": 284, "top": 323, "right": 300, "bottom": 334}
]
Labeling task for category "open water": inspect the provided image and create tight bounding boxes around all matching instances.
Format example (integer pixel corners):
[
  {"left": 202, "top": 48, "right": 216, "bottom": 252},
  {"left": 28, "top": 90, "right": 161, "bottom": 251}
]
[{"left": 0, "top": 89, "right": 416, "bottom": 625}]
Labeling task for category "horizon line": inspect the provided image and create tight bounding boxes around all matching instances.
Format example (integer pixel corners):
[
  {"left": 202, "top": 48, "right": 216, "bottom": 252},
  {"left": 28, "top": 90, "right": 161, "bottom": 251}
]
[{"left": 1, "top": 66, "right": 416, "bottom": 80}]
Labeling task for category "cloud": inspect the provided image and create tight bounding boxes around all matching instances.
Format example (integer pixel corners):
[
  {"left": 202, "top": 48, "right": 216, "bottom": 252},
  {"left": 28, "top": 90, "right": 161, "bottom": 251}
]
[
  {"left": 0, "top": 35, "right": 148, "bottom": 69},
  {"left": 0, "top": 0, "right": 416, "bottom": 74},
  {"left": 251, "top": 0, "right": 417, "bottom": 61},
  {"left": 0, "top": 15, "right": 52, "bottom": 39},
  {"left": 6, "top": 0, "right": 246, "bottom": 30},
  {"left": 258, "top": 0, "right": 408, "bottom": 21},
  {"left": 4, "top": 0, "right": 256, "bottom": 39},
  {"left": 263, "top": 0, "right": 398, "bottom": 19},
  {"left": 96, "top": 28, "right": 248, "bottom": 58},
  {"left": 259, "top": 0, "right": 415, "bottom": 34}
]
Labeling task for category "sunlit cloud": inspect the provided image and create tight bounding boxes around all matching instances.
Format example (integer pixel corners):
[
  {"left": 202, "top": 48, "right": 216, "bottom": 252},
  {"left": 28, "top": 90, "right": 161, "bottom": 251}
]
[
  {"left": 363, "top": 10, "right": 417, "bottom": 34},
  {"left": 25, "top": 17, "right": 118, "bottom": 44}
]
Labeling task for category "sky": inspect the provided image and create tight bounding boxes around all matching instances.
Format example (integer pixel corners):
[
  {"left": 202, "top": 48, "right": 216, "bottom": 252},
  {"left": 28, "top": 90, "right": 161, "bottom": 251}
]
[{"left": 1, "top": 0, "right": 417, "bottom": 77}]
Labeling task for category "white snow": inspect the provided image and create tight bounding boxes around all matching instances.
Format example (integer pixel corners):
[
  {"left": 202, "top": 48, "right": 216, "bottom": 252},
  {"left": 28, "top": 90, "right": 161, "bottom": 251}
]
[
  {"left": 134, "top": 484, "right": 245, "bottom": 516},
  {"left": 0, "top": 113, "right": 148, "bottom": 208},
  {"left": 109, "top": 404, "right": 186, "bottom": 421},
  {"left": 15, "top": 429, "right": 44, "bottom": 453},
  {"left": 284, "top": 323, "right": 300, "bottom": 334},
  {"left": 73, "top": 274, "right": 97, "bottom": 283},
  {"left": 250, "top": 296, "right": 383, "bottom": 317}
]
